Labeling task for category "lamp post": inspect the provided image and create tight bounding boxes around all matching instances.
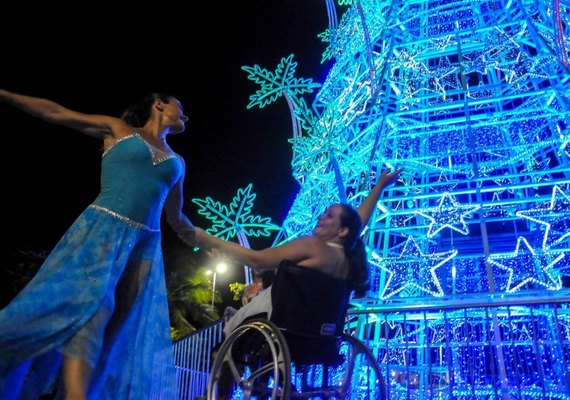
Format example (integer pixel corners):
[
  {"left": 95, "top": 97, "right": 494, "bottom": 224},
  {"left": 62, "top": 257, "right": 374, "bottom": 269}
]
[{"left": 206, "top": 261, "right": 228, "bottom": 309}]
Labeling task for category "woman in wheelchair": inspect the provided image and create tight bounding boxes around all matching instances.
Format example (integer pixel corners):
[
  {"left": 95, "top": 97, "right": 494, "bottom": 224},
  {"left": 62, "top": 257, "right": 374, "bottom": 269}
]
[
  {"left": 194, "top": 167, "right": 402, "bottom": 334},
  {"left": 195, "top": 168, "right": 401, "bottom": 398}
]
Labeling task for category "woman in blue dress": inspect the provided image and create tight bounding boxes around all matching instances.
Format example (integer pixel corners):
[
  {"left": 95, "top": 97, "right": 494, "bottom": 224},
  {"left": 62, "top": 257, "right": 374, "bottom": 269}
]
[{"left": 0, "top": 89, "right": 196, "bottom": 399}]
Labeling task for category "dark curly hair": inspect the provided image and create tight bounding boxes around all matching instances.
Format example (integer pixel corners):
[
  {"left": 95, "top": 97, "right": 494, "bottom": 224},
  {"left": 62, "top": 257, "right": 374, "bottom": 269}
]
[{"left": 337, "top": 203, "right": 370, "bottom": 297}]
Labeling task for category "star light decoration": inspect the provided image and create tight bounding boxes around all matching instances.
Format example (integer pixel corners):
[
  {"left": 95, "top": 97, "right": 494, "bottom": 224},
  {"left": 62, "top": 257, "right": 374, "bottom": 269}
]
[
  {"left": 415, "top": 193, "right": 481, "bottom": 238},
  {"left": 483, "top": 191, "right": 517, "bottom": 219},
  {"left": 516, "top": 184, "right": 570, "bottom": 250},
  {"left": 191, "top": 183, "right": 280, "bottom": 242},
  {"left": 515, "top": 324, "right": 534, "bottom": 342},
  {"left": 521, "top": 156, "right": 551, "bottom": 186},
  {"left": 488, "top": 237, "right": 564, "bottom": 293},
  {"left": 381, "top": 325, "right": 409, "bottom": 365},
  {"left": 430, "top": 324, "right": 448, "bottom": 344},
  {"left": 493, "top": 173, "right": 518, "bottom": 194},
  {"left": 371, "top": 237, "right": 457, "bottom": 299},
  {"left": 433, "top": 171, "right": 458, "bottom": 194}
]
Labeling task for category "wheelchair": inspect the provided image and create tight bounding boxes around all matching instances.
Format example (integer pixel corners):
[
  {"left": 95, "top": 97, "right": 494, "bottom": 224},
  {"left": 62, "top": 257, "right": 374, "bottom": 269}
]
[{"left": 207, "top": 261, "right": 386, "bottom": 399}]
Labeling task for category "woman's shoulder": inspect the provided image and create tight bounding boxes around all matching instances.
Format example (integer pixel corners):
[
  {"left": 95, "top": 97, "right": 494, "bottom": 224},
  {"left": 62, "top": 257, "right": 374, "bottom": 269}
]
[
  {"left": 292, "top": 234, "right": 321, "bottom": 243},
  {"left": 290, "top": 235, "right": 329, "bottom": 250}
]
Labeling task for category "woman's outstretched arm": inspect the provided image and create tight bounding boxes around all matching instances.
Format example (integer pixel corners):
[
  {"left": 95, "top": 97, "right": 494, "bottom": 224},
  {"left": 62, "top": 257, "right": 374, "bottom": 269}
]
[
  {"left": 0, "top": 89, "right": 128, "bottom": 139},
  {"left": 194, "top": 228, "right": 317, "bottom": 271},
  {"left": 357, "top": 167, "right": 403, "bottom": 226}
]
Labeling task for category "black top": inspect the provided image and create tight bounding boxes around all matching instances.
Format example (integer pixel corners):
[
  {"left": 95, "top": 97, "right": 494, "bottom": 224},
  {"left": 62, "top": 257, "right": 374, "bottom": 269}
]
[{"left": 270, "top": 260, "right": 351, "bottom": 337}]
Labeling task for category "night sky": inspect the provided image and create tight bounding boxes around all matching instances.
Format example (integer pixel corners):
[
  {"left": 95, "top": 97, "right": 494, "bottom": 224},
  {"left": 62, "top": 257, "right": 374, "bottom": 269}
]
[{"left": 3, "top": 3, "right": 330, "bottom": 304}]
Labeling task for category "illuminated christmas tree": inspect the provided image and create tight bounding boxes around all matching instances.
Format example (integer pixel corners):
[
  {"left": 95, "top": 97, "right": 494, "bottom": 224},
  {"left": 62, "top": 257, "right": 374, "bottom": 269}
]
[{"left": 242, "top": 0, "right": 569, "bottom": 397}]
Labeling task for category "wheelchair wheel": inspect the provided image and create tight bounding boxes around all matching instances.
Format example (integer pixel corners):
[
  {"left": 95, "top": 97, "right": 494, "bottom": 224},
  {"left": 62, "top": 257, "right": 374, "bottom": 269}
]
[
  {"left": 288, "top": 334, "right": 385, "bottom": 399},
  {"left": 207, "top": 318, "right": 291, "bottom": 400},
  {"left": 336, "top": 333, "right": 386, "bottom": 400}
]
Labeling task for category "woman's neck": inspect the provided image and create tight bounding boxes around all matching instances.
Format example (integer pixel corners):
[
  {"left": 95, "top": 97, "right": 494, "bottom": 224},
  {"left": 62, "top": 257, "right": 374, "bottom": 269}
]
[{"left": 139, "top": 128, "right": 167, "bottom": 145}]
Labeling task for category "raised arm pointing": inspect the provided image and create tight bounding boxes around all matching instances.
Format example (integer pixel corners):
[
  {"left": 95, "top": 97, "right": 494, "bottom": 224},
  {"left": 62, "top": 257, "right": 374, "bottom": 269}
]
[{"left": 357, "top": 168, "right": 403, "bottom": 227}]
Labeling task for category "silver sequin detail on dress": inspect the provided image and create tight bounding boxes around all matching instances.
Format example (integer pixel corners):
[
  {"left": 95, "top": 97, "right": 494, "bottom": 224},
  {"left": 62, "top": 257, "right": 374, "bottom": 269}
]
[{"left": 89, "top": 204, "right": 159, "bottom": 232}]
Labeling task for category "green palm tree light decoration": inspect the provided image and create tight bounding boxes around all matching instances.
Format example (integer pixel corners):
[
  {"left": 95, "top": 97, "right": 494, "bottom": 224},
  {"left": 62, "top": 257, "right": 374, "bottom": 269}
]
[
  {"left": 242, "top": 54, "right": 321, "bottom": 143},
  {"left": 191, "top": 183, "right": 280, "bottom": 284}
]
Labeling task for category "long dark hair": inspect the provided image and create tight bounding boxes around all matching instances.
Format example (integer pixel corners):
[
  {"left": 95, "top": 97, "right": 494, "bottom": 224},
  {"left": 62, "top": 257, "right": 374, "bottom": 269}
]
[
  {"left": 338, "top": 203, "right": 370, "bottom": 297},
  {"left": 121, "top": 93, "right": 172, "bottom": 127}
]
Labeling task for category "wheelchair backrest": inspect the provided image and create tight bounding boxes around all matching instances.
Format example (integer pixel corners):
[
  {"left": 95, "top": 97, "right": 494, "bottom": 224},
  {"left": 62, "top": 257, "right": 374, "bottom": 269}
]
[{"left": 270, "top": 260, "right": 351, "bottom": 338}]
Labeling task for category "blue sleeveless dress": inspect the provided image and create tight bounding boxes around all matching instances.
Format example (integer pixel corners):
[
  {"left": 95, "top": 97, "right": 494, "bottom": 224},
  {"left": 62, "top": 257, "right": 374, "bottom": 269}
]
[{"left": 0, "top": 133, "right": 181, "bottom": 399}]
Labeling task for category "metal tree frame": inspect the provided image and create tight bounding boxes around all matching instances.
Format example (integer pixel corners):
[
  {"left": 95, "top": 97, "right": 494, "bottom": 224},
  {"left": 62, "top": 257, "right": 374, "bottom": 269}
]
[{"left": 175, "top": 1, "right": 570, "bottom": 398}]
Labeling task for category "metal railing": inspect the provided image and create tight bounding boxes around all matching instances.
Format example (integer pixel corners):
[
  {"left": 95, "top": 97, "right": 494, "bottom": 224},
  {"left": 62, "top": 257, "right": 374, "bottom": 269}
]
[
  {"left": 173, "top": 320, "right": 224, "bottom": 400},
  {"left": 173, "top": 290, "right": 570, "bottom": 399}
]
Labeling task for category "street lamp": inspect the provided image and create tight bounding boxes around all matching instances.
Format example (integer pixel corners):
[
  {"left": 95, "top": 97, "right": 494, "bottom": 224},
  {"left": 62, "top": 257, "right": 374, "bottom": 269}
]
[{"left": 206, "top": 261, "right": 228, "bottom": 308}]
